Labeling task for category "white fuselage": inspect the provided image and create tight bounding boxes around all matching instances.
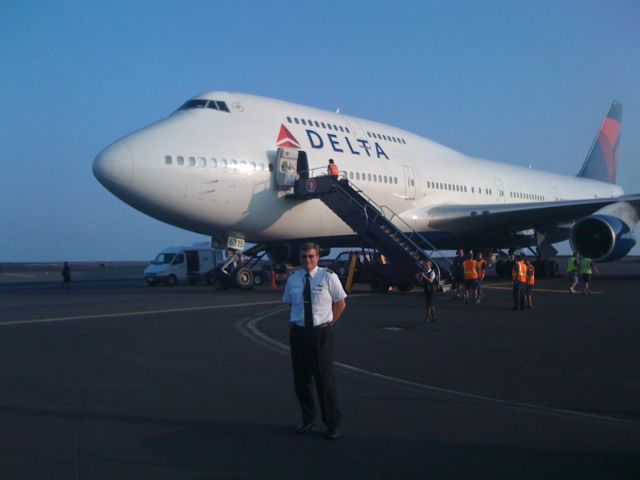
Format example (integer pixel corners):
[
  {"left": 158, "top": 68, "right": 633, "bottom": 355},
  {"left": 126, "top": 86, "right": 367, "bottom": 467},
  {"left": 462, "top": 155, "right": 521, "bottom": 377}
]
[{"left": 93, "top": 92, "right": 624, "bottom": 244}]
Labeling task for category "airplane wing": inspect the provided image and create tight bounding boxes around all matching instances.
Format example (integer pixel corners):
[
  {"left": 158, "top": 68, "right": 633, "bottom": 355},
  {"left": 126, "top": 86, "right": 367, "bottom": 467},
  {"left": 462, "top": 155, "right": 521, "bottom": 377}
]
[{"left": 423, "top": 194, "right": 640, "bottom": 233}]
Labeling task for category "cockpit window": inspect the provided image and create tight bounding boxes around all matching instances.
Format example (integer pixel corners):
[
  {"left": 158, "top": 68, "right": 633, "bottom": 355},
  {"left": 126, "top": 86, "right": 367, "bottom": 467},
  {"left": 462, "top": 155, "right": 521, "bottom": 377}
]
[{"left": 178, "top": 99, "right": 230, "bottom": 112}]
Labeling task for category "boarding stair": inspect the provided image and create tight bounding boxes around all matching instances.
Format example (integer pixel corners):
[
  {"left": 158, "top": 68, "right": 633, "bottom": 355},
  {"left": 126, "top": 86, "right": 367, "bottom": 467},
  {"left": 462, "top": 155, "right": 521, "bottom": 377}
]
[{"left": 287, "top": 174, "right": 453, "bottom": 284}]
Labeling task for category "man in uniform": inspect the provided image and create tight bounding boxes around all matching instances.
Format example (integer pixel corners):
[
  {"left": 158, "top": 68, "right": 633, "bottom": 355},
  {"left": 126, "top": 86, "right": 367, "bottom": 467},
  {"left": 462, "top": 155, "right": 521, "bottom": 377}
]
[{"left": 283, "top": 242, "right": 347, "bottom": 440}]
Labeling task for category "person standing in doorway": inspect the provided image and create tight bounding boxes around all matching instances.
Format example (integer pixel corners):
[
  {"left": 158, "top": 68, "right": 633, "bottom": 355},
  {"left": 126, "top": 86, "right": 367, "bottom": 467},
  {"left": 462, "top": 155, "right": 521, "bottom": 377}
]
[{"left": 283, "top": 242, "right": 347, "bottom": 440}]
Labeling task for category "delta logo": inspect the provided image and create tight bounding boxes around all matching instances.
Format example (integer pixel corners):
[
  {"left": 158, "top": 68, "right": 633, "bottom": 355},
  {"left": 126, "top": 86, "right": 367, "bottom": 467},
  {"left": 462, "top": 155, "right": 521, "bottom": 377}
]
[{"left": 275, "top": 124, "right": 389, "bottom": 160}]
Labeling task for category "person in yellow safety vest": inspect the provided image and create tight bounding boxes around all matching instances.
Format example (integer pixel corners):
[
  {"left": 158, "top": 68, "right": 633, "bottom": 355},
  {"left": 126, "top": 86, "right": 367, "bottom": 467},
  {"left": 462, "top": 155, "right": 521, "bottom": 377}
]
[
  {"left": 462, "top": 253, "right": 479, "bottom": 304},
  {"left": 567, "top": 252, "right": 580, "bottom": 293},
  {"left": 511, "top": 254, "right": 527, "bottom": 310},
  {"left": 475, "top": 252, "right": 489, "bottom": 303},
  {"left": 328, "top": 159, "right": 339, "bottom": 179},
  {"left": 579, "top": 255, "right": 599, "bottom": 295},
  {"left": 524, "top": 258, "right": 535, "bottom": 309}
]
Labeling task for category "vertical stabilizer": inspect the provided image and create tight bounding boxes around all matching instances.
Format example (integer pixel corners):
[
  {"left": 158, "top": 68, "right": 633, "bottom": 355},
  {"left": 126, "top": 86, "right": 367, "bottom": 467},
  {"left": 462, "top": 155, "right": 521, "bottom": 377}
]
[{"left": 577, "top": 101, "right": 622, "bottom": 183}]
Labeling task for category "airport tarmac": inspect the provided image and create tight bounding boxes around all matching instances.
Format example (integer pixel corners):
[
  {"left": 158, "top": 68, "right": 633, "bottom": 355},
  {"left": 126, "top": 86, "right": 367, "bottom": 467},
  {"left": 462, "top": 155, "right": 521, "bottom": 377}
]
[{"left": 1, "top": 265, "right": 639, "bottom": 479}]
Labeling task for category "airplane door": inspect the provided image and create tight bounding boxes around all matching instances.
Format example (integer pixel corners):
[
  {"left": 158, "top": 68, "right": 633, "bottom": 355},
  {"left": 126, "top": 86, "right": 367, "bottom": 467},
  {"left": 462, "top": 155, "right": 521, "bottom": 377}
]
[
  {"left": 495, "top": 178, "right": 506, "bottom": 204},
  {"left": 402, "top": 166, "right": 416, "bottom": 200},
  {"left": 275, "top": 148, "right": 299, "bottom": 188}
]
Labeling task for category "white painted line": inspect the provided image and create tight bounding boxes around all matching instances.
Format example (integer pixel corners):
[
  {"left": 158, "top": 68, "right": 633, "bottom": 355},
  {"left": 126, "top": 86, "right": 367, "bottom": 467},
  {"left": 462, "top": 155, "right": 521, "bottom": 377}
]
[
  {"left": 240, "top": 307, "right": 640, "bottom": 428},
  {"left": 0, "top": 300, "right": 284, "bottom": 327}
]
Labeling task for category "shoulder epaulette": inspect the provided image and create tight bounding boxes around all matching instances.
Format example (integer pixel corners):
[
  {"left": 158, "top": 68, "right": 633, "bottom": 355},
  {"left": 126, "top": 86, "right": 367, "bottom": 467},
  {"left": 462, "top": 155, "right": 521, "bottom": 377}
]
[{"left": 325, "top": 269, "right": 335, "bottom": 275}]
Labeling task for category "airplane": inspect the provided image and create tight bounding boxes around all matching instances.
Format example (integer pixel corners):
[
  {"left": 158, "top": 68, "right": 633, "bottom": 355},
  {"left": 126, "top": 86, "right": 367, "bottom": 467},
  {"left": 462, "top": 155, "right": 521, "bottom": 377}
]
[{"left": 93, "top": 92, "right": 638, "bottom": 283}]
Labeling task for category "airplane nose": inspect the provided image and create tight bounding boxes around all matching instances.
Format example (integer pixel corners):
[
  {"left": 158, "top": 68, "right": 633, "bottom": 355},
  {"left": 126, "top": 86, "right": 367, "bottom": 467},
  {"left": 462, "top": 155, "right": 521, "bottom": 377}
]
[{"left": 93, "top": 140, "right": 134, "bottom": 188}]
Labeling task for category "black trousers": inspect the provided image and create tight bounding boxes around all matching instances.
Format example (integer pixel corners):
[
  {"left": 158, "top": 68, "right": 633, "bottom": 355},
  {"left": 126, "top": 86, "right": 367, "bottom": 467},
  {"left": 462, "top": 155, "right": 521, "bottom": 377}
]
[
  {"left": 289, "top": 325, "right": 340, "bottom": 428},
  {"left": 513, "top": 282, "right": 525, "bottom": 309}
]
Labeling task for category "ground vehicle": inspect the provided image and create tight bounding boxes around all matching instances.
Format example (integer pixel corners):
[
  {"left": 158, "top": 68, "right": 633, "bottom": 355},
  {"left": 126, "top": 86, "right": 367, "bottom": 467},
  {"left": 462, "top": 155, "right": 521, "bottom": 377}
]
[
  {"left": 144, "top": 246, "right": 225, "bottom": 286},
  {"left": 327, "top": 250, "right": 419, "bottom": 293}
]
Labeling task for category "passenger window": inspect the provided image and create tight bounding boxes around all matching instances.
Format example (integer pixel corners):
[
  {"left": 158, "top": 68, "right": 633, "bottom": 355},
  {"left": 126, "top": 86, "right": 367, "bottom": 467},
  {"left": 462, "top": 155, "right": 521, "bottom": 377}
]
[
  {"left": 259, "top": 163, "right": 265, "bottom": 171},
  {"left": 367, "top": 174, "right": 372, "bottom": 181},
  {"left": 231, "top": 160, "right": 238, "bottom": 169},
  {"left": 287, "top": 116, "right": 292, "bottom": 123},
  {"left": 356, "top": 172, "right": 360, "bottom": 180},
  {"left": 301, "top": 119, "right": 307, "bottom": 126},
  {"left": 314, "top": 121, "right": 320, "bottom": 127},
  {"left": 394, "top": 177, "right": 398, "bottom": 184},
  {"left": 339, "top": 126, "right": 344, "bottom": 132},
  {"left": 177, "top": 156, "right": 184, "bottom": 166},
  {"left": 211, "top": 158, "right": 217, "bottom": 167},
  {"left": 349, "top": 171, "right": 354, "bottom": 179},
  {"left": 189, "top": 157, "right": 196, "bottom": 167},
  {"left": 384, "top": 176, "right": 388, "bottom": 183},
  {"left": 220, "top": 159, "right": 227, "bottom": 168},
  {"left": 165, "top": 155, "right": 172, "bottom": 165},
  {"left": 251, "top": 162, "right": 256, "bottom": 170},
  {"left": 346, "top": 127, "right": 350, "bottom": 133},
  {"left": 379, "top": 175, "right": 383, "bottom": 182},
  {"left": 294, "top": 118, "right": 300, "bottom": 124},
  {"left": 199, "top": 157, "right": 206, "bottom": 167},
  {"left": 321, "top": 122, "right": 326, "bottom": 128}
]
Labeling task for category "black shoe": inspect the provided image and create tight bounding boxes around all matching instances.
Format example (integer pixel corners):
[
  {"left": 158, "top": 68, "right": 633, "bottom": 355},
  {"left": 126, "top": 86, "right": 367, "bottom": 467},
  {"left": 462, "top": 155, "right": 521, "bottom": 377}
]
[
  {"left": 293, "top": 423, "right": 315, "bottom": 435},
  {"left": 327, "top": 427, "right": 341, "bottom": 440}
]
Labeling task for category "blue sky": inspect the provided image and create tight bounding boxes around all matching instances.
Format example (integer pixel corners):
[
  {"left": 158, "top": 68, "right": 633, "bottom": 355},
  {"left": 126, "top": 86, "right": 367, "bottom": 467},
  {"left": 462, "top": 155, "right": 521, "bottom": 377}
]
[{"left": 1, "top": 0, "right": 639, "bottom": 261}]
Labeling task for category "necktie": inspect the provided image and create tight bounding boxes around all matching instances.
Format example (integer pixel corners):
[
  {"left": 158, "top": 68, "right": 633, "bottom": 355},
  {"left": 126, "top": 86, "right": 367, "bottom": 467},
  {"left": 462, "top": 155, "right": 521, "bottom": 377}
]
[{"left": 304, "top": 273, "right": 313, "bottom": 330}]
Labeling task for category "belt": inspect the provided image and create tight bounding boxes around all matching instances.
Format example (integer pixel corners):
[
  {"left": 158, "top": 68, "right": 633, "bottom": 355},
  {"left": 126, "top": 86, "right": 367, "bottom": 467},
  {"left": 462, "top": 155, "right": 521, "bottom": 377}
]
[{"left": 290, "top": 323, "right": 332, "bottom": 330}]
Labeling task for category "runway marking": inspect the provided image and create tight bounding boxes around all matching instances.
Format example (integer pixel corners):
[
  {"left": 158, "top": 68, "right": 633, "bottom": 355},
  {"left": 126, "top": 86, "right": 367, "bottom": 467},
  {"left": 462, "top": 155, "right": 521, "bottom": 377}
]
[
  {"left": 0, "top": 300, "right": 284, "bottom": 327},
  {"left": 485, "top": 284, "right": 601, "bottom": 294},
  {"left": 240, "top": 307, "right": 640, "bottom": 428}
]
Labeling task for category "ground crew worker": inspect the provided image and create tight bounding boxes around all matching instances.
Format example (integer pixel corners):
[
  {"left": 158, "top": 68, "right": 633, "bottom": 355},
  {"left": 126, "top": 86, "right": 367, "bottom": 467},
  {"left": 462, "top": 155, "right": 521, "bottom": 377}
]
[
  {"left": 462, "top": 253, "right": 478, "bottom": 304},
  {"left": 452, "top": 248, "right": 465, "bottom": 300},
  {"left": 567, "top": 252, "right": 580, "bottom": 293},
  {"left": 328, "top": 159, "right": 339, "bottom": 179},
  {"left": 579, "top": 255, "right": 599, "bottom": 295},
  {"left": 475, "top": 252, "right": 488, "bottom": 303},
  {"left": 512, "top": 255, "right": 527, "bottom": 310},
  {"left": 524, "top": 258, "right": 535, "bottom": 309}
]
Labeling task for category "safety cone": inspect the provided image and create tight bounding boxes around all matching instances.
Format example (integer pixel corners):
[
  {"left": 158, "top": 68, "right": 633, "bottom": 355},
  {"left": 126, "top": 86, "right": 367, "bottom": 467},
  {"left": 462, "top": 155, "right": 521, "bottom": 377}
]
[{"left": 270, "top": 269, "right": 277, "bottom": 291}]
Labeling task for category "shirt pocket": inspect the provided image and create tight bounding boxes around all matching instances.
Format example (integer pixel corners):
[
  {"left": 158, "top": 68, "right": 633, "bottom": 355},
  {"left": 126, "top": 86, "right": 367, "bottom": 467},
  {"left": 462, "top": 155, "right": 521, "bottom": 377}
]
[{"left": 289, "top": 285, "right": 304, "bottom": 305}]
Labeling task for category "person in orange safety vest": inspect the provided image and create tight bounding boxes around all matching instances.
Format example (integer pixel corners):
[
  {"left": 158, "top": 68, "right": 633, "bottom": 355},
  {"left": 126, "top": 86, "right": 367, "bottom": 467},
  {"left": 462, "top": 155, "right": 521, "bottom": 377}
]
[
  {"left": 328, "top": 159, "right": 339, "bottom": 179},
  {"left": 462, "top": 253, "right": 479, "bottom": 304},
  {"left": 524, "top": 258, "right": 535, "bottom": 309},
  {"left": 475, "top": 252, "right": 489, "bottom": 303},
  {"left": 511, "top": 254, "right": 527, "bottom": 310}
]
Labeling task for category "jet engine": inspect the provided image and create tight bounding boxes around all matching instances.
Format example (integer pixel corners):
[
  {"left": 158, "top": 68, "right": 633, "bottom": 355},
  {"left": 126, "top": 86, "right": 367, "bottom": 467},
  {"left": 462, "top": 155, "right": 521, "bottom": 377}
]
[{"left": 570, "top": 214, "right": 636, "bottom": 262}]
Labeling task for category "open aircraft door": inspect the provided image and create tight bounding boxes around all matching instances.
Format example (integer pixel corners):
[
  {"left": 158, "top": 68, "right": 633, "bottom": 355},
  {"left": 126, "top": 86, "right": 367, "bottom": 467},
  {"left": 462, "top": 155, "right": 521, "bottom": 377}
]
[{"left": 275, "top": 148, "right": 309, "bottom": 189}]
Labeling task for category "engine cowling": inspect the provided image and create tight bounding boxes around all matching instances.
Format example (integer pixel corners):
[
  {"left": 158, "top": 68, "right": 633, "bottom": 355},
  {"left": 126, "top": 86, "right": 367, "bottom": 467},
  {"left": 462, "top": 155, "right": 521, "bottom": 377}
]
[{"left": 570, "top": 214, "right": 636, "bottom": 262}]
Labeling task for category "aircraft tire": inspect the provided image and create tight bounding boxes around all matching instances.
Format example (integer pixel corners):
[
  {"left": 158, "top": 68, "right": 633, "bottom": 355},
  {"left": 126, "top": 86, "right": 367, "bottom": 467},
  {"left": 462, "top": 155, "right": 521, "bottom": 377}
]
[
  {"left": 253, "top": 272, "right": 264, "bottom": 286},
  {"left": 234, "top": 268, "right": 254, "bottom": 290}
]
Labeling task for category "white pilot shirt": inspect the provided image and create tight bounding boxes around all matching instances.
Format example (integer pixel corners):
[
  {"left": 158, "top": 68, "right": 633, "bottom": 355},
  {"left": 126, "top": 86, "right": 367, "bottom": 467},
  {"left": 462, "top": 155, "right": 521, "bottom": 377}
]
[{"left": 283, "top": 266, "right": 347, "bottom": 327}]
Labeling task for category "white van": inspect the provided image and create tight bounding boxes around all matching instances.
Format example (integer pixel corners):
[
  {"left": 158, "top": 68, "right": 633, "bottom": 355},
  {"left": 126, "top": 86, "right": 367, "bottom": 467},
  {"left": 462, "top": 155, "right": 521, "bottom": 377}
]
[{"left": 144, "top": 246, "right": 225, "bottom": 286}]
